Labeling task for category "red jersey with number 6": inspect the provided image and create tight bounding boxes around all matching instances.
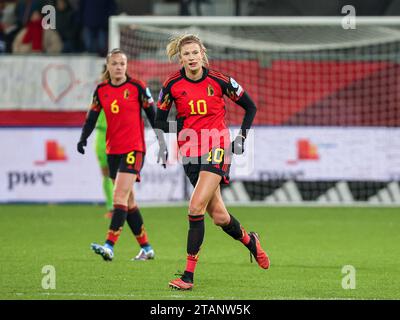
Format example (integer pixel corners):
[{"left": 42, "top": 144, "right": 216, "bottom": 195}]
[
  {"left": 157, "top": 67, "right": 245, "bottom": 157},
  {"left": 90, "top": 78, "right": 154, "bottom": 154}
]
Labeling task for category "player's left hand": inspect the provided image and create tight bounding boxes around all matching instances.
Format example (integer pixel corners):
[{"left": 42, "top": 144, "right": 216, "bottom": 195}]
[
  {"left": 231, "top": 135, "right": 245, "bottom": 155},
  {"left": 77, "top": 140, "right": 87, "bottom": 154},
  {"left": 157, "top": 142, "right": 168, "bottom": 168},
  {"left": 176, "top": 117, "right": 186, "bottom": 133}
]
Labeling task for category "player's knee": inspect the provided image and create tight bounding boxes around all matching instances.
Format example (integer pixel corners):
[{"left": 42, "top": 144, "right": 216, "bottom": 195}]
[
  {"left": 189, "top": 199, "right": 207, "bottom": 215},
  {"left": 113, "top": 188, "right": 130, "bottom": 205}
]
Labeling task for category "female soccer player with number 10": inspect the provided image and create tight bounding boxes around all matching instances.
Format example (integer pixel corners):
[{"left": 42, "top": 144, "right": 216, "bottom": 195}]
[{"left": 155, "top": 34, "right": 270, "bottom": 290}]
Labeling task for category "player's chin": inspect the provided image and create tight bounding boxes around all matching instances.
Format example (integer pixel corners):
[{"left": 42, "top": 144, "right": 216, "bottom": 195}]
[{"left": 189, "top": 64, "right": 201, "bottom": 72}]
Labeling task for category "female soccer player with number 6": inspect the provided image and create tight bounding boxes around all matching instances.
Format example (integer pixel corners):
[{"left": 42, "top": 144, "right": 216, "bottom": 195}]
[
  {"left": 77, "top": 49, "right": 168, "bottom": 262},
  {"left": 155, "top": 34, "right": 270, "bottom": 290}
]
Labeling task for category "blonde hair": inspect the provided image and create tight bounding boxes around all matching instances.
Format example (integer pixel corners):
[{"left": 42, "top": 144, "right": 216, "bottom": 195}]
[
  {"left": 166, "top": 34, "right": 209, "bottom": 66},
  {"left": 102, "top": 48, "right": 129, "bottom": 81}
]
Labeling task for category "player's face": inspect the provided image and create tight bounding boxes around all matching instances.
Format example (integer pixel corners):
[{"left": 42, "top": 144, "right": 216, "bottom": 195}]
[
  {"left": 180, "top": 42, "right": 203, "bottom": 73},
  {"left": 107, "top": 53, "right": 127, "bottom": 81}
]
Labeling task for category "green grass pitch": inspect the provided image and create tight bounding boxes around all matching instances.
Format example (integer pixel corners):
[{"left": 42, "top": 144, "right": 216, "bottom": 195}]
[{"left": 0, "top": 204, "right": 399, "bottom": 300}]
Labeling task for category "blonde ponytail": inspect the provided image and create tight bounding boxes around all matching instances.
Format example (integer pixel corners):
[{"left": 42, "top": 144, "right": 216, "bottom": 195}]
[
  {"left": 101, "top": 69, "right": 111, "bottom": 81},
  {"left": 166, "top": 34, "right": 209, "bottom": 66}
]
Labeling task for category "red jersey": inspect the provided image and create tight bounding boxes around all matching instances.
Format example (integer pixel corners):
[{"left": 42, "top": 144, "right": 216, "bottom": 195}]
[
  {"left": 157, "top": 68, "right": 244, "bottom": 157},
  {"left": 90, "top": 78, "right": 154, "bottom": 154}
]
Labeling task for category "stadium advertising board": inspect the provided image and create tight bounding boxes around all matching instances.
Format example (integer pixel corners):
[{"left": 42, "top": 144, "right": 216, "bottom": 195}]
[
  {"left": 231, "top": 127, "right": 400, "bottom": 182},
  {"left": 1, "top": 127, "right": 399, "bottom": 203},
  {"left": 0, "top": 128, "right": 185, "bottom": 203}
]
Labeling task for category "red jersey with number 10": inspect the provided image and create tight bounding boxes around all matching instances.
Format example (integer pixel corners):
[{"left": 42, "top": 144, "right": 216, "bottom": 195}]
[
  {"left": 90, "top": 78, "right": 154, "bottom": 154},
  {"left": 157, "top": 68, "right": 244, "bottom": 157}
]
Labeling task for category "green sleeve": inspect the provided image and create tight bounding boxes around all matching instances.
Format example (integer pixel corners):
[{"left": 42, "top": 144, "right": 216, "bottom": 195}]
[{"left": 96, "top": 110, "right": 107, "bottom": 130}]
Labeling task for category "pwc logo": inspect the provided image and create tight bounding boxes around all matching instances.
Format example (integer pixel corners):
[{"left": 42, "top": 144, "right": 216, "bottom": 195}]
[
  {"left": 297, "top": 139, "right": 319, "bottom": 160},
  {"left": 35, "top": 140, "right": 68, "bottom": 165},
  {"left": 7, "top": 140, "right": 67, "bottom": 191},
  {"left": 287, "top": 139, "right": 320, "bottom": 164}
]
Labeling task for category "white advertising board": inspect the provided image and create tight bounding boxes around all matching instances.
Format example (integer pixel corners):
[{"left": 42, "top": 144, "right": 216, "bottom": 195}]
[
  {"left": 0, "top": 128, "right": 185, "bottom": 203},
  {"left": 1, "top": 127, "right": 398, "bottom": 203},
  {"left": 231, "top": 127, "right": 400, "bottom": 181}
]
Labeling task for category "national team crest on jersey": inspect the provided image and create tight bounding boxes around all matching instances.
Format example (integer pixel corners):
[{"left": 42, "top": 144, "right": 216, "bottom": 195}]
[
  {"left": 124, "top": 89, "right": 130, "bottom": 99},
  {"left": 207, "top": 84, "right": 214, "bottom": 96}
]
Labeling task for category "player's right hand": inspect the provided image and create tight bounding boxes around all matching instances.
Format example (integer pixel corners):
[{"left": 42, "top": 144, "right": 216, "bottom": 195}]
[
  {"left": 157, "top": 142, "right": 168, "bottom": 169},
  {"left": 77, "top": 140, "right": 87, "bottom": 154},
  {"left": 231, "top": 135, "right": 245, "bottom": 155}
]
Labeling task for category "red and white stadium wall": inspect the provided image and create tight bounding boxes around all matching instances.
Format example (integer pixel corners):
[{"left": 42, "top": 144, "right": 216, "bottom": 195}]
[
  {"left": 0, "top": 56, "right": 184, "bottom": 204},
  {"left": 0, "top": 56, "right": 399, "bottom": 204}
]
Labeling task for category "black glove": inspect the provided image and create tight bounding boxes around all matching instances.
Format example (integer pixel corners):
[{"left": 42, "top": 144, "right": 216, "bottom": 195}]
[
  {"left": 176, "top": 117, "right": 185, "bottom": 133},
  {"left": 77, "top": 140, "right": 87, "bottom": 154},
  {"left": 157, "top": 142, "right": 168, "bottom": 168},
  {"left": 231, "top": 135, "right": 245, "bottom": 155}
]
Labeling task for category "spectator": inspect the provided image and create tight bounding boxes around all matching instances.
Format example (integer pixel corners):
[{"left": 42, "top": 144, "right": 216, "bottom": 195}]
[
  {"left": 79, "top": 0, "right": 116, "bottom": 56},
  {"left": 179, "top": 0, "right": 210, "bottom": 16},
  {"left": 67, "top": 0, "right": 79, "bottom": 11},
  {"left": 55, "top": 0, "right": 78, "bottom": 52},
  {"left": 0, "top": 26, "right": 4, "bottom": 53},
  {"left": 1, "top": 2, "right": 20, "bottom": 53},
  {"left": 12, "top": 9, "right": 62, "bottom": 53},
  {"left": 14, "top": 0, "right": 41, "bottom": 28},
  {"left": 115, "top": 0, "right": 152, "bottom": 15}
]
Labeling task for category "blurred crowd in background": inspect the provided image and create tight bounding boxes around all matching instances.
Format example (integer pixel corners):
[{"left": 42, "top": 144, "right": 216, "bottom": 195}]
[{"left": 1, "top": 0, "right": 400, "bottom": 56}]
